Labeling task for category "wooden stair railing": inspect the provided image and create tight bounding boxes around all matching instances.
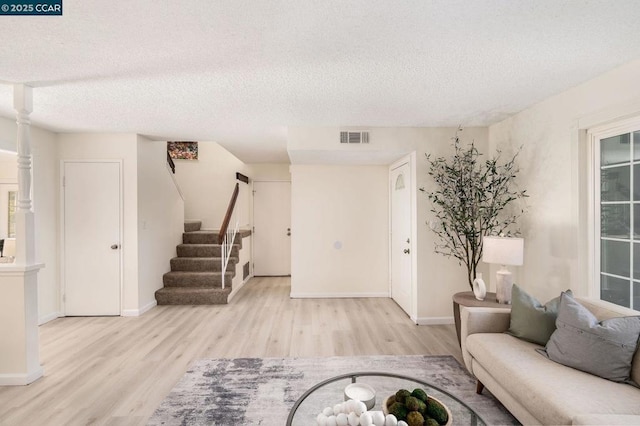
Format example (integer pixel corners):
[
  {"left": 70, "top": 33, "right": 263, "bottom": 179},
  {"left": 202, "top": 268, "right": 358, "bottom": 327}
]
[
  {"left": 167, "top": 151, "right": 176, "bottom": 174},
  {"left": 219, "top": 183, "right": 240, "bottom": 289}
]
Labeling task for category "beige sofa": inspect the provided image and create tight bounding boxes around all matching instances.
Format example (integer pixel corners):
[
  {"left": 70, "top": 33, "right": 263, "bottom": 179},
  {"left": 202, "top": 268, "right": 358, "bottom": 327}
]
[{"left": 460, "top": 297, "right": 640, "bottom": 425}]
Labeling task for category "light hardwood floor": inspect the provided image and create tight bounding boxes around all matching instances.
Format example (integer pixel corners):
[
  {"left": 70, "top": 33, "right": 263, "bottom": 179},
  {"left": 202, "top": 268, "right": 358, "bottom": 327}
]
[{"left": 0, "top": 277, "right": 462, "bottom": 426}]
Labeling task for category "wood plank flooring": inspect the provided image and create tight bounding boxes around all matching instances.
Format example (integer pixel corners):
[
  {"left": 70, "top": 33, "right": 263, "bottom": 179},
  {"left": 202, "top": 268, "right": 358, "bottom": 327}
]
[{"left": 0, "top": 277, "right": 462, "bottom": 426}]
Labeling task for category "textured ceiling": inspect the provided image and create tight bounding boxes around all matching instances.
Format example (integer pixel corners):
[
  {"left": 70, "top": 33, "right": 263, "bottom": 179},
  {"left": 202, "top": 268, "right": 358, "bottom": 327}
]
[{"left": 1, "top": 0, "right": 640, "bottom": 163}]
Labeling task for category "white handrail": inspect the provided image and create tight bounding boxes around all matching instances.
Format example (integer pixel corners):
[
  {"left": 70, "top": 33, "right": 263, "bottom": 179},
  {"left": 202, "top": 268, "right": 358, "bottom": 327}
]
[{"left": 221, "top": 218, "right": 239, "bottom": 290}]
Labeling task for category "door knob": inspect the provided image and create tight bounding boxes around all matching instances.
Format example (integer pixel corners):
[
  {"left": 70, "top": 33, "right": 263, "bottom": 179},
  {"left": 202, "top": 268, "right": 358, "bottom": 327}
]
[
  {"left": 403, "top": 248, "right": 410, "bottom": 254},
  {"left": 111, "top": 244, "right": 120, "bottom": 250}
]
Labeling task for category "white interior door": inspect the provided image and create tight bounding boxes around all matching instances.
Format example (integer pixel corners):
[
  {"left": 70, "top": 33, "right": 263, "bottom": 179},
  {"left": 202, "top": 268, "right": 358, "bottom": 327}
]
[
  {"left": 390, "top": 161, "right": 412, "bottom": 316},
  {"left": 253, "top": 181, "right": 291, "bottom": 276},
  {"left": 63, "top": 161, "right": 121, "bottom": 316}
]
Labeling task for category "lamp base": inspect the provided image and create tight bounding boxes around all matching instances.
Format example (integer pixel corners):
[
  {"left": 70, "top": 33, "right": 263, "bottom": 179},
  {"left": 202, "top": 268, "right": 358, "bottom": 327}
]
[{"left": 495, "top": 269, "right": 513, "bottom": 304}]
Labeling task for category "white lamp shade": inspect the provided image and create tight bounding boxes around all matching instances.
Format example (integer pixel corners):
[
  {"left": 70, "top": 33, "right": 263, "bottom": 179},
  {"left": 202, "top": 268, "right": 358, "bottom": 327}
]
[{"left": 482, "top": 236, "right": 524, "bottom": 266}]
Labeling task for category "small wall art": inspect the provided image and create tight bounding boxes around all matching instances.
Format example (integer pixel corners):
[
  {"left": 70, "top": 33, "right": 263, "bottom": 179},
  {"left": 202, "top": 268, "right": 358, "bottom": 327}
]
[{"left": 167, "top": 141, "right": 198, "bottom": 160}]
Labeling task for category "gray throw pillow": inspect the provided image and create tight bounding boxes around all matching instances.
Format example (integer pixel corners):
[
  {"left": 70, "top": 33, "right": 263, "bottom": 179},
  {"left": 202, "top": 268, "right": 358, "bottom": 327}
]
[
  {"left": 506, "top": 285, "right": 569, "bottom": 345},
  {"left": 542, "top": 292, "right": 640, "bottom": 384}
]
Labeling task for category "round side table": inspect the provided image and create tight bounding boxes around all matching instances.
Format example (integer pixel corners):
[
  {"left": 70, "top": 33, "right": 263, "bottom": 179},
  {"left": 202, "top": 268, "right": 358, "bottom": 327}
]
[{"left": 452, "top": 291, "right": 511, "bottom": 347}]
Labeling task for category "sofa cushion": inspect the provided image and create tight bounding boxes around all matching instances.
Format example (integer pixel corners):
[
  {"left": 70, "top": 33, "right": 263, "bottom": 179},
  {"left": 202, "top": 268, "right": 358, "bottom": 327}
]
[
  {"left": 506, "top": 284, "right": 567, "bottom": 345},
  {"left": 543, "top": 293, "right": 640, "bottom": 385},
  {"left": 466, "top": 333, "right": 640, "bottom": 425}
]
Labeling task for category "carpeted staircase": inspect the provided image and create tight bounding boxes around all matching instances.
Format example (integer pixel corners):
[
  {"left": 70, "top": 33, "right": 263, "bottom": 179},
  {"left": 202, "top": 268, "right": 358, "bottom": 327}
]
[{"left": 155, "top": 220, "right": 240, "bottom": 305}]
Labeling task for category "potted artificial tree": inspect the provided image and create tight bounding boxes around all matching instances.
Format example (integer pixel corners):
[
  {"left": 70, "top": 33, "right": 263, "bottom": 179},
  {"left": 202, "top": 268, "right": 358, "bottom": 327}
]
[{"left": 422, "top": 129, "right": 527, "bottom": 291}]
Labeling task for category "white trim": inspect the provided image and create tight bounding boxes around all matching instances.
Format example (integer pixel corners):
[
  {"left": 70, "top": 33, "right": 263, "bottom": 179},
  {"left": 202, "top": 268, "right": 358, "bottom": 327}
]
[
  {"left": 38, "top": 311, "right": 61, "bottom": 325},
  {"left": 60, "top": 160, "right": 124, "bottom": 316},
  {"left": 587, "top": 116, "right": 640, "bottom": 302},
  {"left": 415, "top": 316, "right": 455, "bottom": 325},
  {"left": 0, "top": 263, "right": 43, "bottom": 274},
  {"left": 0, "top": 367, "right": 44, "bottom": 386},
  {"left": 289, "top": 292, "right": 389, "bottom": 299},
  {"left": 122, "top": 299, "right": 157, "bottom": 317}
]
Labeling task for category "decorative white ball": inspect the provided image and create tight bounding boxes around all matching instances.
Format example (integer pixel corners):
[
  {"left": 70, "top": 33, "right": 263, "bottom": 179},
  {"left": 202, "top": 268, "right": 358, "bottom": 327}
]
[
  {"left": 355, "top": 401, "right": 367, "bottom": 415},
  {"left": 323, "top": 407, "right": 334, "bottom": 417},
  {"left": 371, "top": 411, "right": 385, "bottom": 426},
  {"left": 360, "top": 412, "right": 373, "bottom": 426},
  {"left": 347, "top": 412, "right": 359, "bottom": 426},
  {"left": 397, "top": 422, "right": 408, "bottom": 426},
  {"left": 317, "top": 413, "right": 328, "bottom": 426},
  {"left": 336, "top": 413, "right": 349, "bottom": 426},
  {"left": 334, "top": 404, "right": 343, "bottom": 415},
  {"left": 384, "top": 414, "right": 398, "bottom": 426},
  {"left": 346, "top": 400, "right": 357, "bottom": 413},
  {"left": 326, "top": 415, "right": 338, "bottom": 426}
]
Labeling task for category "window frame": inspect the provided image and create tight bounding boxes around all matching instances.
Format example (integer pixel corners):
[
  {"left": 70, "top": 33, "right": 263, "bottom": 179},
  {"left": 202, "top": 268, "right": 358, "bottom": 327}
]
[{"left": 588, "top": 116, "right": 640, "bottom": 307}]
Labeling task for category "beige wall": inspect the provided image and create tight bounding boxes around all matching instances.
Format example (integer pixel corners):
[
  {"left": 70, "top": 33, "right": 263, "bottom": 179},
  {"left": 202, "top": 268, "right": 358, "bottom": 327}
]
[
  {"left": 489, "top": 58, "right": 640, "bottom": 303},
  {"left": 136, "top": 137, "right": 184, "bottom": 314},
  {"left": 288, "top": 127, "right": 489, "bottom": 322},
  {"left": 32, "top": 126, "right": 59, "bottom": 323},
  {"left": 246, "top": 163, "right": 291, "bottom": 181},
  {"left": 290, "top": 165, "right": 389, "bottom": 297},
  {"left": 172, "top": 141, "right": 250, "bottom": 230}
]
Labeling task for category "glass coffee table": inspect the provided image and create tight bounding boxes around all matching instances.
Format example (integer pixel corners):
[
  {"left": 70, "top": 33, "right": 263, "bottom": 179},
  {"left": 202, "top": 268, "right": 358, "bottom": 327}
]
[{"left": 286, "top": 372, "right": 485, "bottom": 425}]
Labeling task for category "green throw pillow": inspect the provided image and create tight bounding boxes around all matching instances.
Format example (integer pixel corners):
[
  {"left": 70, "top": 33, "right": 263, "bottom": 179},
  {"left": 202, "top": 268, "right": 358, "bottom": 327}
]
[{"left": 506, "top": 285, "right": 570, "bottom": 345}]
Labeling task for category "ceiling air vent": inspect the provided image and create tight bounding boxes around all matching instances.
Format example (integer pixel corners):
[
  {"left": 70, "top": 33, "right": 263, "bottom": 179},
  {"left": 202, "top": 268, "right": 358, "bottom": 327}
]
[{"left": 340, "top": 131, "right": 370, "bottom": 144}]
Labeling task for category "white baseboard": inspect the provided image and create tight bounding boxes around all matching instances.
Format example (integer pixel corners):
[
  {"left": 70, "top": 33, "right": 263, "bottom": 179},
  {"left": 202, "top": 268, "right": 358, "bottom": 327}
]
[
  {"left": 415, "top": 316, "right": 454, "bottom": 325},
  {"left": 0, "top": 367, "right": 44, "bottom": 386},
  {"left": 38, "top": 311, "right": 61, "bottom": 325},
  {"left": 289, "top": 292, "right": 389, "bottom": 299},
  {"left": 228, "top": 275, "right": 252, "bottom": 302},
  {"left": 122, "top": 300, "right": 157, "bottom": 317}
]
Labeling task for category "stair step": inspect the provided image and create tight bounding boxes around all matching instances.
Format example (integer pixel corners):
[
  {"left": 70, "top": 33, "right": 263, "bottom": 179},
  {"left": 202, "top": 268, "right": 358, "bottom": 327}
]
[
  {"left": 184, "top": 220, "right": 202, "bottom": 232},
  {"left": 183, "top": 231, "right": 243, "bottom": 246},
  {"left": 170, "top": 257, "right": 238, "bottom": 272},
  {"left": 182, "top": 231, "right": 219, "bottom": 244},
  {"left": 163, "top": 271, "right": 234, "bottom": 288},
  {"left": 155, "top": 287, "right": 232, "bottom": 305},
  {"left": 177, "top": 244, "right": 240, "bottom": 258}
]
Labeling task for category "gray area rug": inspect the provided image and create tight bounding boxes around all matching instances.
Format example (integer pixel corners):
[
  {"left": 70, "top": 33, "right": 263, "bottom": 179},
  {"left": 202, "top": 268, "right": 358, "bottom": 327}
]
[{"left": 148, "top": 355, "right": 518, "bottom": 425}]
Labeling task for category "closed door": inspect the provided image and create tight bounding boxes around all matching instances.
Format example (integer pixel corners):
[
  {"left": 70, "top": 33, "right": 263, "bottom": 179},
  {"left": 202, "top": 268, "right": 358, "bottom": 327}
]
[
  {"left": 253, "top": 181, "right": 291, "bottom": 276},
  {"left": 64, "top": 161, "right": 121, "bottom": 316},
  {"left": 390, "top": 161, "right": 412, "bottom": 316}
]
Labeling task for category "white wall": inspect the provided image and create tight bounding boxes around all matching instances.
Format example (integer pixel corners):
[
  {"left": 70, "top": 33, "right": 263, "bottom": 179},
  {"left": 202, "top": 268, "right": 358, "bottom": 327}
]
[
  {"left": 57, "top": 133, "right": 140, "bottom": 312},
  {"left": 288, "top": 127, "right": 489, "bottom": 321},
  {"left": 136, "top": 136, "right": 184, "bottom": 315},
  {"left": 290, "top": 165, "right": 389, "bottom": 297},
  {"left": 172, "top": 142, "right": 250, "bottom": 229},
  {"left": 488, "top": 58, "right": 640, "bottom": 303},
  {"left": 32, "top": 126, "right": 59, "bottom": 323}
]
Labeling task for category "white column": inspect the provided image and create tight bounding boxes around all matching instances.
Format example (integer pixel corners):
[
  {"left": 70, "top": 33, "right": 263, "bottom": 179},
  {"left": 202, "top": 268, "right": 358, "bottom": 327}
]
[
  {"left": 0, "top": 84, "right": 43, "bottom": 386},
  {"left": 14, "top": 84, "right": 35, "bottom": 264}
]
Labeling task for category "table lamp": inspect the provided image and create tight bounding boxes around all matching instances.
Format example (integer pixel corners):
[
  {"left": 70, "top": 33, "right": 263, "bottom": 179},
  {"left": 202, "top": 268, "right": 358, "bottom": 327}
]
[{"left": 482, "top": 236, "right": 524, "bottom": 304}]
